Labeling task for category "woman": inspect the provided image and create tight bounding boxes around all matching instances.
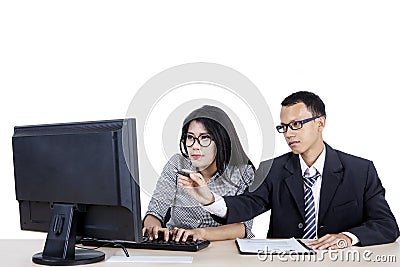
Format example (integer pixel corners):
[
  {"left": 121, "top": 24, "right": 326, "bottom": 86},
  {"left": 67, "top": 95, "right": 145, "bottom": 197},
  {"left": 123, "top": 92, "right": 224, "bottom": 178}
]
[{"left": 143, "top": 105, "right": 255, "bottom": 242}]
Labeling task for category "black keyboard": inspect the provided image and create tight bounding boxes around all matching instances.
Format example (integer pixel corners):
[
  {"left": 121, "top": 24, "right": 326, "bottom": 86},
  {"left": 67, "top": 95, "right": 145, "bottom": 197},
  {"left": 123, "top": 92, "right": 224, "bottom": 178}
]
[{"left": 79, "top": 237, "right": 210, "bottom": 252}]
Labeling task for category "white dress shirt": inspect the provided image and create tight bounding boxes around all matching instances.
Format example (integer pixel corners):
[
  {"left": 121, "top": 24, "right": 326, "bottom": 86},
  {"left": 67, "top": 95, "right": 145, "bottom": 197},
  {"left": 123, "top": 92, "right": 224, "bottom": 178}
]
[{"left": 298, "top": 146, "right": 325, "bottom": 232}]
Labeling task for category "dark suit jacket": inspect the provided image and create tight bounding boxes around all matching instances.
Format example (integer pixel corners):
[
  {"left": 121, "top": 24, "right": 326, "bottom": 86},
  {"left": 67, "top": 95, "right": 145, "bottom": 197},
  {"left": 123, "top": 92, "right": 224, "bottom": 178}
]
[{"left": 222, "top": 143, "right": 399, "bottom": 246}]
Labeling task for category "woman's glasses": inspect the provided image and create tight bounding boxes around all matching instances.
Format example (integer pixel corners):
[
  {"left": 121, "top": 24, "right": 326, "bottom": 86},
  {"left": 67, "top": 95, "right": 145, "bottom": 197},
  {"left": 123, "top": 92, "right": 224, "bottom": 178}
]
[{"left": 184, "top": 134, "right": 214, "bottom": 147}]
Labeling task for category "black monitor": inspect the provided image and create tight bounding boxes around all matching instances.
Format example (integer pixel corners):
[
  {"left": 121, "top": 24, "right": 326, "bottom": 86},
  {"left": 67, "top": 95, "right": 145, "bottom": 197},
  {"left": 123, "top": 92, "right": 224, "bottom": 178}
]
[{"left": 12, "top": 119, "right": 142, "bottom": 265}]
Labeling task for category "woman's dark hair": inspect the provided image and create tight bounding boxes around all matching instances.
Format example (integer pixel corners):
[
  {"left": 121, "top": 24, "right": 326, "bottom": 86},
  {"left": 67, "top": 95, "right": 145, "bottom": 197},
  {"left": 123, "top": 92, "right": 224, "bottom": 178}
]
[
  {"left": 179, "top": 105, "right": 253, "bottom": 175},
  {"left": 281, "top": 91, "right": 326, "bottom": 117}
]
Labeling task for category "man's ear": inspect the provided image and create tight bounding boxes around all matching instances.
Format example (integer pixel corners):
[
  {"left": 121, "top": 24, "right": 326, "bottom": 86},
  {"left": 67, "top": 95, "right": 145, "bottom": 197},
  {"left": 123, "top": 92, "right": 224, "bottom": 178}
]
[{"left": 318, "top": 117, "right": 326, "bottom": 128}]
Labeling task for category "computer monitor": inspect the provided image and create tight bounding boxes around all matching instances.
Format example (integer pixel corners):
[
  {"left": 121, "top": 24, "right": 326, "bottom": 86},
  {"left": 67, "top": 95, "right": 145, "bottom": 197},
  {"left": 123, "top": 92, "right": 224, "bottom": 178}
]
[{"left": 12, "top": 119, "right": 142, "bottom": 266}]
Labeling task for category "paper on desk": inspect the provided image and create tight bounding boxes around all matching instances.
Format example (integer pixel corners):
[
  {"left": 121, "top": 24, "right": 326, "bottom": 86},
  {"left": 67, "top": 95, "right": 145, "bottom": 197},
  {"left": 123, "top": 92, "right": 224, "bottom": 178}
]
[
  {"left": 107, "top": 255, "right": 193, "bottom": 263},
  {"left": 236, "top": 237, "right": 314, "bottom": 254}
]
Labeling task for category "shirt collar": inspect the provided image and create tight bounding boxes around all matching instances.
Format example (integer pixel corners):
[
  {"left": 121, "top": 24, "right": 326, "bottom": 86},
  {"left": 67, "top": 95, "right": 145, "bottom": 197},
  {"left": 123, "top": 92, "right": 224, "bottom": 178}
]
[
  {"left": 299, "top": 144, "right": 326, "bottom": 177},
  {"left": 208, "top": 170, "right": 220, "bottom": 183}
]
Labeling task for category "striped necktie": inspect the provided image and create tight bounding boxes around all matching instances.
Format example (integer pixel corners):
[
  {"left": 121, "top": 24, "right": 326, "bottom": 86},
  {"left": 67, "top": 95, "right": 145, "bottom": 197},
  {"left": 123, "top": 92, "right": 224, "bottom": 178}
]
[{"left": 303, "top": 169, "right": 320, "bottom": 239}]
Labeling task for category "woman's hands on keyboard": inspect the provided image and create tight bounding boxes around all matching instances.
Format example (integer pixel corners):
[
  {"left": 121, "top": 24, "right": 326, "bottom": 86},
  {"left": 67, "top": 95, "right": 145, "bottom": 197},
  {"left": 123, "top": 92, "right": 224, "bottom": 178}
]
[
  {"left": 171, "top": 227, "right": 206, "bottom": 242},
  {"left": 142, "top": 225, "right": 171, "bottom": 241},
  {"left": 143, "top": 215, "right": 208, "bottom": 242}
]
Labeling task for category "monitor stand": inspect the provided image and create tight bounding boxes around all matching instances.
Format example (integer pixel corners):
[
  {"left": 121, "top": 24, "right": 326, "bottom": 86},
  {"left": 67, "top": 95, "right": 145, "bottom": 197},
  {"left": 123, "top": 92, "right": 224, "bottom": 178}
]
[{"left": 32, "top": 203, "right": 105, "bottom": 266}]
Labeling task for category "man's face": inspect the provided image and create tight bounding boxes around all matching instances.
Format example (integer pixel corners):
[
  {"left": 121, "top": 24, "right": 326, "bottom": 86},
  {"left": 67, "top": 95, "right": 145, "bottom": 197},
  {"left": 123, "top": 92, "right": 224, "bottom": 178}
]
[{"left": 279, "top": 102, "right": 324, "bottom": 155}]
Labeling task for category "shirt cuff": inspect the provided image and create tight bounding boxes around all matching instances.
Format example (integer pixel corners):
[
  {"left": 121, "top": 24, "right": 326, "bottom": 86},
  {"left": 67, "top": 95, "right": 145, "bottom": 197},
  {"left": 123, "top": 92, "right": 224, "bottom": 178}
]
[
  {"left": 202, "top": 192, "right": 228, "bottom": 218},
  {"left": 342, "top": 231, "right": 360, "bottom": 246}
]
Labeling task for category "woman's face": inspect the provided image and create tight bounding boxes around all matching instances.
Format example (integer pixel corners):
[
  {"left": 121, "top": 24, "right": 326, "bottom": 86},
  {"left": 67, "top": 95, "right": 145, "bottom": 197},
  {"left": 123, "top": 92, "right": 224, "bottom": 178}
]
[{"left": 185, "top": 120, "right": 217, "bottom": 172}]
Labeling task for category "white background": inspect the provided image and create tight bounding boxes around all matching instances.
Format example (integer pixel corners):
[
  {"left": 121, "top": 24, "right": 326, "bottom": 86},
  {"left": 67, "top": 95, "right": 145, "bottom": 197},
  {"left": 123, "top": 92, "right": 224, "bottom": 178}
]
[{"left": 1, "top": 0, "right": 399, "bottom": 239}]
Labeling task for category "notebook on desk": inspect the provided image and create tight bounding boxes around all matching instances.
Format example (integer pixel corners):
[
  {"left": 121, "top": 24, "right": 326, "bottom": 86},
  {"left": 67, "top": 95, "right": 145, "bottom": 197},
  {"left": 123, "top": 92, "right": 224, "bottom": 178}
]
[{"left": 235, "top": 237, "right": 315, "bottom": 255}]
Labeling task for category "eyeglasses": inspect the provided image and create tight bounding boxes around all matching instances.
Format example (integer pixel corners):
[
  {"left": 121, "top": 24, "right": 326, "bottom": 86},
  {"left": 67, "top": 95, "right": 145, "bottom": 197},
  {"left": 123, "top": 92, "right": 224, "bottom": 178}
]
[
  {"left": 184, "top": 134, "right": 214, "bottom": 147},
  {"left": 276, "top": 114, "right": 325, "bottom": 133}
]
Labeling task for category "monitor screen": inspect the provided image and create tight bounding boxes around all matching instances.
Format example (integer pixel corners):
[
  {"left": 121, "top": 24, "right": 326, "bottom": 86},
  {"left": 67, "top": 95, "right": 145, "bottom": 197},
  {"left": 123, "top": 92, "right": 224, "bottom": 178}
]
[{"left": 12, "top": 118, "right": 142, "bottom": 265}]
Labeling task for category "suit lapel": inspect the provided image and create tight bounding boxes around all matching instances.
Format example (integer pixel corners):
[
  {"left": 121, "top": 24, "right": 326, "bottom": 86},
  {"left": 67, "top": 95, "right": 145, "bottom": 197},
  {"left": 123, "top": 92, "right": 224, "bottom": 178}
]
[
  {"left": 318, "top": 144, "right": 344, "bottom": 224},
  {"left": 282, "top": 144, "right": 344, "bottom": 223},
  {"left": 283, "top": 154, "right": 306, "bottom": 220}
]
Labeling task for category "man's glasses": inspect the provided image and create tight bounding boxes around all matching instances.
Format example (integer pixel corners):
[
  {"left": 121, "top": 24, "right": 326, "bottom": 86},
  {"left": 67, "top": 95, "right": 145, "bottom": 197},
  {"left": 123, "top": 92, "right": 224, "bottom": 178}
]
[
  {"left": 184, "top": 134, "right": 214, "bottom": 147},
  {"left": 276, "top": 114, "right": 325, "bottom": 133}
]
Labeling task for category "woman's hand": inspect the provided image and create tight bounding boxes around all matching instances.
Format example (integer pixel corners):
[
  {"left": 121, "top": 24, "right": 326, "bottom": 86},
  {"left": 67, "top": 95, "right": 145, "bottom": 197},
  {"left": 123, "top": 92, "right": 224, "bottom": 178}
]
[
  {"left": 171, "top": 227, "right": 206, "bottom": 242},
  {"left": 142, "top": 215, "right": 170, "bottom": 241},
  {"left": 177, "top": 169, "right": 215, "bottom": 206},
  {"left": 142, "top": 225, "right": 170, "bottom": 241}
]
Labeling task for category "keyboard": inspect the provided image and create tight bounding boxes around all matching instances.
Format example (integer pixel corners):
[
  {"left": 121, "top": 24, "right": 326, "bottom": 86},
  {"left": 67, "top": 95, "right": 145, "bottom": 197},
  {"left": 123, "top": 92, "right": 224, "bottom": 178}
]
[{"left": 79, "top": 237, "right": 210, "bottom": 252}]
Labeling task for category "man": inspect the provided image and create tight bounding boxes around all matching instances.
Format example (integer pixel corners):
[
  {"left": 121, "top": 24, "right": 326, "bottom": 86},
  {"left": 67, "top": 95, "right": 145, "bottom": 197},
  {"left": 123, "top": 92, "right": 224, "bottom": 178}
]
[{"left": 178, "top": 91, "right": 399, "bottom": 249}]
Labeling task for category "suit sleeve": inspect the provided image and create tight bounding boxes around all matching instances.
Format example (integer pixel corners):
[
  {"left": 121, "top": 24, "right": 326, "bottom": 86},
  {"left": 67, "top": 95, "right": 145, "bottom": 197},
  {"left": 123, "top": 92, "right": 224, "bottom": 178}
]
[
  {"left": 347, "top": 161, "right": 399, "bottom": 246},
  {"left": 223, "top": 161, "right": 273, "bottom": 224}
]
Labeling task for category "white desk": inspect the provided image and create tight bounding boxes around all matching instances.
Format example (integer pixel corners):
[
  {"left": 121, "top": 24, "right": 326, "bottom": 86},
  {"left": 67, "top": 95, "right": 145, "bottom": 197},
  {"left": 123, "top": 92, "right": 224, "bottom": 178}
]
[{"left": 1, "top": 239, "right": 399, "bottom": 267}]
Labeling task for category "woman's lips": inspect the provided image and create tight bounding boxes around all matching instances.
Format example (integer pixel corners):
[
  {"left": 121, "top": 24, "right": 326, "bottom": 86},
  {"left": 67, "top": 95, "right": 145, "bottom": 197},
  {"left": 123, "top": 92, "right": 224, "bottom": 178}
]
[{"left": 191, "top": 155, "right": 202, "bottom": 160}]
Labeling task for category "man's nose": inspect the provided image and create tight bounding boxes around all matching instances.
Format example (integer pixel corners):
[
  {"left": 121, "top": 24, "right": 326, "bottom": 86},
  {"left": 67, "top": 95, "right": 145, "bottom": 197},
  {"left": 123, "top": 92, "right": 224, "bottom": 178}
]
[{"left": 284, "top": 127, "right": 296, "bottom": 138}]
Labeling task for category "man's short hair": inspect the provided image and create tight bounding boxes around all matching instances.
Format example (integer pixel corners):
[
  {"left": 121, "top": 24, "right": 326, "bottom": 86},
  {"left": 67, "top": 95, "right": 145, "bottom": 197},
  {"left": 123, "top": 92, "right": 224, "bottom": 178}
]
[{"left": 281, "top": 91, "right": 326, "bottom": 116}]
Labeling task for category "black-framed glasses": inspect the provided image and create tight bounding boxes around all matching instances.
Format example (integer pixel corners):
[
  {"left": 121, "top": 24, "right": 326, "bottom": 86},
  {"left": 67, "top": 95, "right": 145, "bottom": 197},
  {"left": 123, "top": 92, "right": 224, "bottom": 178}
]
[
  {"left": 184, "top": 134, "right": 214, "bottom": 147},
  {"left": 276, "top": 114, "right": 325, "bottom": 133}
]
